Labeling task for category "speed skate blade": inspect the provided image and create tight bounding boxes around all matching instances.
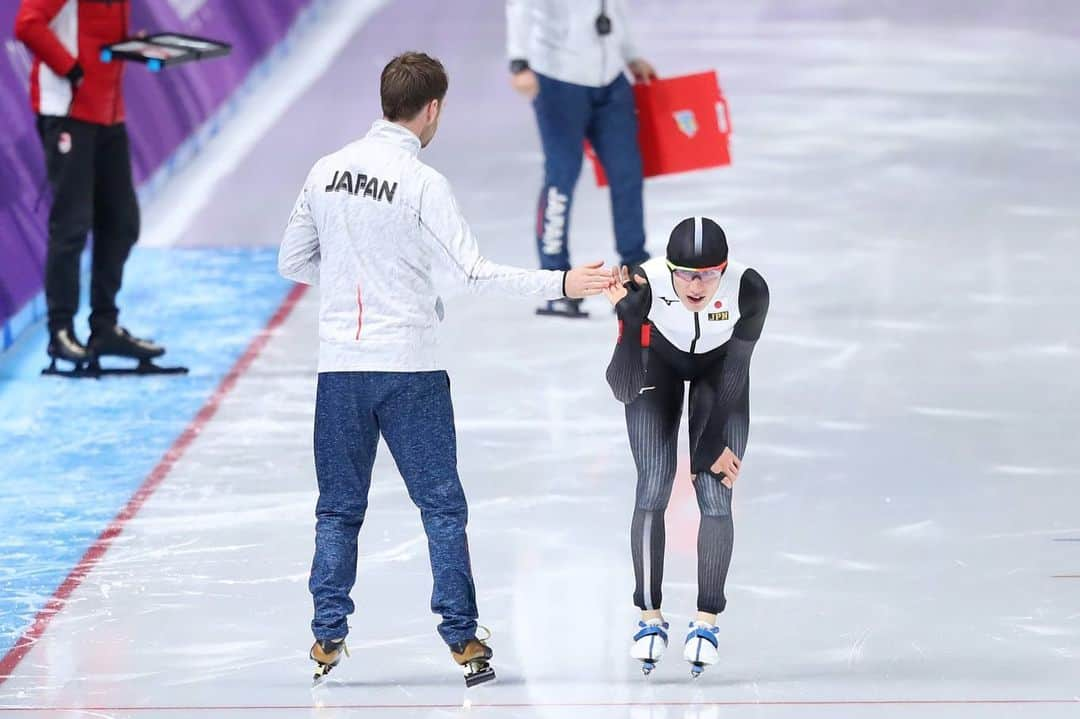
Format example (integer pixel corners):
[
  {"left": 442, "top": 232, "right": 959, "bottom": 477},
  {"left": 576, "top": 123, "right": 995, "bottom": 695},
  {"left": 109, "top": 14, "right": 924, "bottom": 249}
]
[
  {"left": 464, "top": 665, "right": 496, "bottom": 688},
  {"left": 41, "top": 365, "right": 94, "bottom": 379},
  {"left": 42, "top": 358, "right": 188, "bottom": 378},
  {"left": 535, "top": 307, "right": 590, "bottom": 319},
  {"left": 93, "top": 363, "right": 189, "bottom": 376}
]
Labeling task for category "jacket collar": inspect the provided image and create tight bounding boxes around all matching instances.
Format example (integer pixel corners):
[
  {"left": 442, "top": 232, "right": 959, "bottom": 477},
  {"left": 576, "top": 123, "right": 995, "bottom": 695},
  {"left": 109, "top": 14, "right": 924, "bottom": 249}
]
[{"left": 366, "top": 119, "right": 422, "bottom": 156}]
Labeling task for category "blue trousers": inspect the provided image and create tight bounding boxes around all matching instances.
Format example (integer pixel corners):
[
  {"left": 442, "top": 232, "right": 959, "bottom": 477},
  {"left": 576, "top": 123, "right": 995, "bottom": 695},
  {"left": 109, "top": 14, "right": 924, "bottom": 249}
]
[
  {"left": 309, "top": 371, "right": 478, "bottom": 647},
  {"left": 533, "top": 72, "right": 648, "bottom": 271}
]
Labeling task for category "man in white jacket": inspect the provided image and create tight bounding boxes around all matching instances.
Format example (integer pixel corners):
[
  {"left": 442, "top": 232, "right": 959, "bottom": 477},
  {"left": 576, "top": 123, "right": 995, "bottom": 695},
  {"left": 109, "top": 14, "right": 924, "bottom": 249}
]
[
  {"left": 506, "top": 0, "right": 657, "bottom": 318},
  {"left": 279, "top": 52, "right": 611, "bottom": 687}
]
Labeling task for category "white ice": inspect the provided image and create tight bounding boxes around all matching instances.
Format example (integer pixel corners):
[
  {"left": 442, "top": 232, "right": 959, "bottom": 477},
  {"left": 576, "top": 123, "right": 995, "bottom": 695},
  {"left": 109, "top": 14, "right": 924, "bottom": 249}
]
[{"left": 3, "top": 0, "right": 1079, "bottom": 717}]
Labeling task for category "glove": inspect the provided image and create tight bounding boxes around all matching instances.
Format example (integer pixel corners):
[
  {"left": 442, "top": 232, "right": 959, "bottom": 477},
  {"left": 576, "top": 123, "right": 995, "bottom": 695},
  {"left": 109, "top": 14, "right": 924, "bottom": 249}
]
[
  {"left": 607, "top": 279, "right": 652, "bottom": 404},
  {"left": 66, "top": 63, "right": 84, "bottom": 90}
]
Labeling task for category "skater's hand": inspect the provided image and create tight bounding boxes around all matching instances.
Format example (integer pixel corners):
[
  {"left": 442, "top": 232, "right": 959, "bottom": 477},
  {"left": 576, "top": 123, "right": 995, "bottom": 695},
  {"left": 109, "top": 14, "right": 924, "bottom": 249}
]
[
  {"left": 709, "top": 447, "right": 741, "bottom": 488},
  {"left": 565, "top": 261, "right": 611, "bottom": 299},
  {"left": 603, "top": 265, "right": 648, "bottom": 307},
  {"left": 510, "top": 69, "right": 539, "bottom": 99},
  {"left": 628, "top": 58, "right": 657, "bottom": 84}
]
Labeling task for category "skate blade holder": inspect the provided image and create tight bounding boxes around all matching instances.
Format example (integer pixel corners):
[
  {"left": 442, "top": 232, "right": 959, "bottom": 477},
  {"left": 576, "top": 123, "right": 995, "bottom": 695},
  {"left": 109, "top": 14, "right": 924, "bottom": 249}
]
[
  {"left": 463, "top": 661, "right": 496, "bottom": 688},
  {"left": 42, "top": 358, "right": 189, "bottom": 378},
  {"left": 534, "top": 308, "right": 590, "bottom": 319},
  {"left": 42, "top": 357, "right": 92, "bottom": 378},
  {"left": 310, "top": 643, "right": 348, "bottom": 686}
]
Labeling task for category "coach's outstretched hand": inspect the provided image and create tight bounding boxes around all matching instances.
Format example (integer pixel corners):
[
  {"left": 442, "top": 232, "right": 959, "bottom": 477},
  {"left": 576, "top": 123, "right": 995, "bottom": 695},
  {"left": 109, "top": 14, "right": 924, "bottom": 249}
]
[{"left": 564, "top": 261, "right": 612, "bottom": 298}]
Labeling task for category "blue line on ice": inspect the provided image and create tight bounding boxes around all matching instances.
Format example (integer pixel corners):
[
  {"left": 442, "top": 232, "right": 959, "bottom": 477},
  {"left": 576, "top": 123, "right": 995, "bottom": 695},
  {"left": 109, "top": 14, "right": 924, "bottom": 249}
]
[{"left": 0, "top": 247, "right": 292, "bottom": 657}]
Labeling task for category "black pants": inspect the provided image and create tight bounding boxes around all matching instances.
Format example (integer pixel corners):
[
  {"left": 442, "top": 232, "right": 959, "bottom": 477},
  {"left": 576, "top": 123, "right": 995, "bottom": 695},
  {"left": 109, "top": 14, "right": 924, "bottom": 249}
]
[
  {"left": 37, "top": 116, "right": 140, "bottom": 334},
  {"left": 627, "top": 338, "right": 750, "bottom": 615}
]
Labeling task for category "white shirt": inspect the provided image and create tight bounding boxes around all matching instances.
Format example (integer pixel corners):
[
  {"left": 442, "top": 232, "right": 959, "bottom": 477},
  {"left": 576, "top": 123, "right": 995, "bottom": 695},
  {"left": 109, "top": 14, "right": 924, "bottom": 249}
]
[
  {"left": 506, "top": 0, "right": 640, "bottom": 87},
  {"left": 639, "top": 257, "right": 749, "bottom": 354},
  {"left": 279, "top": 120, "right": 565, "bottom": 373}
]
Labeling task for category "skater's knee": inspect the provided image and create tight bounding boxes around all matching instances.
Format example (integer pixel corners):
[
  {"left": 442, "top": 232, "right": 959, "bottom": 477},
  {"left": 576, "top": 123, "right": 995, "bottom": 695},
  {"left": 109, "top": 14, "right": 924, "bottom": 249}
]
[
  {"left": 315, "top": 502, "right": 367, "bottom": 527},
  {"left": 50, "top": 216, "right": 93, "bottom": 248},
  {"left": 634, "top": 469, "right": 675, "bottom": 512},
  {"left": 634, "top": 487, "right": 671, "bottom": 512},
  {"left": 603, "top": 160, "right": 643, "bottom": 192},
  {"left": 695, "top": 473, "right": 732, "bottom": 517},
  {"left": 409, "top": 478, "right": 467, "bottom": 515}
]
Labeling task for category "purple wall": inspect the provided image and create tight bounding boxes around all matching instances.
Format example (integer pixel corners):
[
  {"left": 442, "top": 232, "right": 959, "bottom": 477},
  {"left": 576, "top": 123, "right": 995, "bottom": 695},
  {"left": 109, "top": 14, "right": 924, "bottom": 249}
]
[{"left": 0, "top": 0, "right": 313, "bottom": 331}]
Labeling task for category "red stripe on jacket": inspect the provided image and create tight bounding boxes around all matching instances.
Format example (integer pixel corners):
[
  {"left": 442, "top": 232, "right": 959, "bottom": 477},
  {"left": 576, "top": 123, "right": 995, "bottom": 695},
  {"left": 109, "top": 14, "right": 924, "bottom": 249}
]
[{"left": 355, "top": 285, "right": 363, "bottom": 340}]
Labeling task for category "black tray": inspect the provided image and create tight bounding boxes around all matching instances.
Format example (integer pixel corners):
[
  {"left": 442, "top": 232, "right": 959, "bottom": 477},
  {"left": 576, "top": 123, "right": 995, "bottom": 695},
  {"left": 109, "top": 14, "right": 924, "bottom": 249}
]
[{"left": 100, "top": 32, "right": 231, "bottom": 72}]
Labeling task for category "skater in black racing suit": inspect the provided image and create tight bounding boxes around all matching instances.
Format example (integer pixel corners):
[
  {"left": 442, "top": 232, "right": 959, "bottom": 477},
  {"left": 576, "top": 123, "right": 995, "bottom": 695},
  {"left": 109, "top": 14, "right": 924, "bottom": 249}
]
[{"left": 603, "top": 217, "right": 768, "bottom": 675}]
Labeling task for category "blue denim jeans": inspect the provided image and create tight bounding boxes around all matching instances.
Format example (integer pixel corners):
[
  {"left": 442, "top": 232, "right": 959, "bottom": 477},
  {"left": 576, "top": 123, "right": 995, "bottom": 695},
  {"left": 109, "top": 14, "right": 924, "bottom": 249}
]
[
  {"left": 309, "top": 371, "right": 478, "bottom": 647},
  {"left": 532, "top": 72, "right": 648, "bottom": 271}
]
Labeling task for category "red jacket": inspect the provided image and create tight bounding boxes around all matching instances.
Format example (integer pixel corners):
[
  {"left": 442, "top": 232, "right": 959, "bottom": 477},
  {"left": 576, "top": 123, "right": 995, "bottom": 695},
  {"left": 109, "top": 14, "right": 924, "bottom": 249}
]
[{"left": 14, "top": 0, "right": 129, "bottom": 125}]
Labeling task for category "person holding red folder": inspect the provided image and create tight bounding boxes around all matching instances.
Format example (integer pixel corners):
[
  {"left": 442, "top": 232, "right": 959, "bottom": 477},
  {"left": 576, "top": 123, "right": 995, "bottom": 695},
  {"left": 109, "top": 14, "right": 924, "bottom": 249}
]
[{"left": 506, "top": 0, "right": 656, "bottom": 318}]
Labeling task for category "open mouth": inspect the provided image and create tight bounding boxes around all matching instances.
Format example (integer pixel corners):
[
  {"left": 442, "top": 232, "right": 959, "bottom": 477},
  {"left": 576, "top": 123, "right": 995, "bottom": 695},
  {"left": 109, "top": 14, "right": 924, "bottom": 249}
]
[{"left": 687, "top": 294, "right": 706, "bottom": 304}]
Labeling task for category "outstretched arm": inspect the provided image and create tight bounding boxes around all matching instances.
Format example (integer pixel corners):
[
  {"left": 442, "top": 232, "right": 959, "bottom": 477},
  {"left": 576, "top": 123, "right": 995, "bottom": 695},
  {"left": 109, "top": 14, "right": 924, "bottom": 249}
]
[
  {"left": 421, "top": 174, "right": 608, "bottom": 298},
  {"left": 700, "top": 270, "right": 770, "bottom": 483}
]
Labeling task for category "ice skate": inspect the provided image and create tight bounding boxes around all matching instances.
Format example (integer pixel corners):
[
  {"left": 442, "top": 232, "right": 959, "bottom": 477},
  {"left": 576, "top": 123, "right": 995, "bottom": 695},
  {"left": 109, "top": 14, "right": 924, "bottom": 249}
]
[
  {"left": 310, "top": 638, "right": 348, "bottom": 685},
  {"left": 450, "top": 629, "right": 495, "bottom": 687},
  {"left": 536, "top": 297, "right": 589, "bottom": 319},
  {"left": 41, "top": 328, "right": 92, "bottom": 377},
  {"left": 82, "top": 325, "right": 188, "bottom": 377},
  {"left": 683, "top": 621, "right": 719, "bottom": 678},
  {"left": 630, "top": 618, "right": 669, "bottom": 675}
]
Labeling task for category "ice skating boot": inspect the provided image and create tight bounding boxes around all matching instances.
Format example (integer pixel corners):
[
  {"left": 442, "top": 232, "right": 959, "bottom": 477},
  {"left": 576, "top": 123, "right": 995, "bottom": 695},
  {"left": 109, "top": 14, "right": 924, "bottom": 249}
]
[
  {"left": 310, "top": 638, "right": 348, "bottom": 685},
  {"left": 683, "top": 621, "right": 719, "bottom": 678},
  {"left": 42, "top": 328, "right": 90, "bottom": 376},
  {"left": 85, "top": 325, "right": 187, "bottom": 376},
  {"left": 450, "top": 630, "right": 495, "bottom": 687},
  {"left": 630, "top": 618, "right": 669, "bottom": 675},
  {"left": 536, "top": 297, "right": 589, "bottom": 319},
  {"left": 88, "top": 325, "right": 165, "bottom": 360}
]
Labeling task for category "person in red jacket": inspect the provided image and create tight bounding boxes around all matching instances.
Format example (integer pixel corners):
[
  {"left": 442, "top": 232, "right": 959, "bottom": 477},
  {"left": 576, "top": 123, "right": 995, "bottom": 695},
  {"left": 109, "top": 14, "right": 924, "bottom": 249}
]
[{"left": 14, "top": 0, "right": 165, "bottom": 368}]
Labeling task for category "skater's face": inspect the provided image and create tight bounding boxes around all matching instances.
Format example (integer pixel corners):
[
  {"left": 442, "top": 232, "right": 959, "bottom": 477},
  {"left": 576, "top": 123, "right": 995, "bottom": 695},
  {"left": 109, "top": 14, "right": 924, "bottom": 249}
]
[
  {"left": 669, "top": 261, "right": 725, "bottom": 312},
  {"left": 418, "top": 98, "right": 443, "bottom": 148}
]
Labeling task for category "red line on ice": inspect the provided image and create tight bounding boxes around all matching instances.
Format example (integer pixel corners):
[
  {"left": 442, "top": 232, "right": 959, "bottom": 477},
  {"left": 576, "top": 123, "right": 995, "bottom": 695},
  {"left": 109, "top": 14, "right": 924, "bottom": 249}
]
[
  {"left": 1, "top": 698, "right": 1077, "bottom": 712},
  {"left": 0, "top": 283, "right": 309, "bottom": 686}
]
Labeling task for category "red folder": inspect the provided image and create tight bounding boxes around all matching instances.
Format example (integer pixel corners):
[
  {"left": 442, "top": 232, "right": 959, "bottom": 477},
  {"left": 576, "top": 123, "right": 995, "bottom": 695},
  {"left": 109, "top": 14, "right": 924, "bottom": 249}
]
[{"left": 586, "top": 71, "right": 731, "bottom": 186}]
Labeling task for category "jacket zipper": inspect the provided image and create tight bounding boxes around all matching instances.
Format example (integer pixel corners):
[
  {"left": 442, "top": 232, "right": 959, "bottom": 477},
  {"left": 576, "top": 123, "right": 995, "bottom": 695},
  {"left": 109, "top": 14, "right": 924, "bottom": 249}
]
[{"left": 689, "top": 311, "right": 701, "bottom": 354}]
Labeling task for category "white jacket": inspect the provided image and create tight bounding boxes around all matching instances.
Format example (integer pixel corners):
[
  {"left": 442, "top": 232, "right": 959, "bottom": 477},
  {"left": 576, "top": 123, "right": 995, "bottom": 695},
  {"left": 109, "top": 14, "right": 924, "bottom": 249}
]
[
  {"left": 506, "top": 0, "right": 640, "bottom": 87},
  {"left": 279, "top": 120, "right": 565, "bottom": 373}
]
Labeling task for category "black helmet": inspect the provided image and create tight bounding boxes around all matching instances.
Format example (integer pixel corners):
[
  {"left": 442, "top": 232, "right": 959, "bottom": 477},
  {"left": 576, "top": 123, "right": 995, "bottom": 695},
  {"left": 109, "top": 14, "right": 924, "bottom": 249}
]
[{"left": 666, "top": 217, "right": 728, "bottom": 268}]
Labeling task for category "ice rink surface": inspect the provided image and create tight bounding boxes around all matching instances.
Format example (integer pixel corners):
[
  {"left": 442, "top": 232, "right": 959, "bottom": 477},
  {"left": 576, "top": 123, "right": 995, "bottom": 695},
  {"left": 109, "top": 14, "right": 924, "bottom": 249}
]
[{"left": 2, "top": 0, "right": 1079, "bottom": 716}]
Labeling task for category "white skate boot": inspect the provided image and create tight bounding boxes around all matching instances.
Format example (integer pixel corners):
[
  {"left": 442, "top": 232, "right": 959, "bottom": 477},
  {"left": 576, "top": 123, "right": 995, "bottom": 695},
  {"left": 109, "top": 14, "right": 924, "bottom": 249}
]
[
  {"left": 683, "top": 621, "right": 719, "bottom": 678},
  {"left": 630, "top": 618, "right": 669, "bottom": 675}
]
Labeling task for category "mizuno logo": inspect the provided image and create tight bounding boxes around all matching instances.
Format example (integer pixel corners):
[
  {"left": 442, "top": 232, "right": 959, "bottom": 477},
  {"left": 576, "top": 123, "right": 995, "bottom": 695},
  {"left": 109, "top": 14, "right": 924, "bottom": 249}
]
[
  {"left": 658, "top": 296, "right": 679, "bottom": 306},
  {"left": 325, "top": 170, "right": 397, "bottom": 203}
]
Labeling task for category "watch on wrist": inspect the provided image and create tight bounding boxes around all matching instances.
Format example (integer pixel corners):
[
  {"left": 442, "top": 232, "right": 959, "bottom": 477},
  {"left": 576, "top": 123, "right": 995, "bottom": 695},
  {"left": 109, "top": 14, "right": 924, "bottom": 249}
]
[{"left": 509, "top": 58, "right": 530, "bottom": 75}]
